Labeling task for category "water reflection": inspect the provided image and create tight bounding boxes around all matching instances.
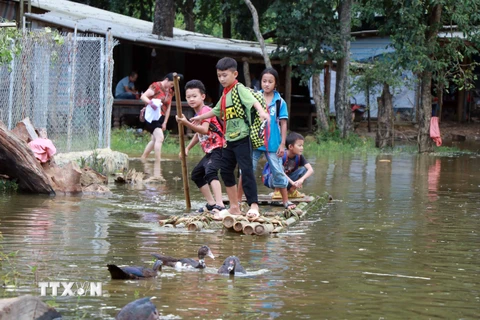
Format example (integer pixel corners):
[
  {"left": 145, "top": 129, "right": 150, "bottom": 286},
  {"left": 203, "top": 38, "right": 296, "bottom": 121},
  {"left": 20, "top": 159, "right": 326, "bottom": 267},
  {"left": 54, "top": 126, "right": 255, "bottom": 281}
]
[{"left": 0, "top": 153, "right": 480, "bottom": 319}]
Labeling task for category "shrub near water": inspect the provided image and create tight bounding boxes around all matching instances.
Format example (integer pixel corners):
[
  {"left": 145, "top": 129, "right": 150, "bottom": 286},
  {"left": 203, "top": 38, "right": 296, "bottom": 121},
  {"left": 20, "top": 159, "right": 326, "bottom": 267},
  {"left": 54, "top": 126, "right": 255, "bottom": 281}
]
[
  {"left": 0, "top": 179, "right": 18, "bottom": 193},
  {"left": 306, "top": 130, "right": 378, "bottom": 155}
]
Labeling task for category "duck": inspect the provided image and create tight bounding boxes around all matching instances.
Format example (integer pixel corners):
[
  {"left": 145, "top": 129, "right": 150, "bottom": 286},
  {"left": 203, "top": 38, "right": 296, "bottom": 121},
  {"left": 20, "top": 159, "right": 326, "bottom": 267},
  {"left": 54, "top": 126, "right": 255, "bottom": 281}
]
[
  {"left": 115, "top": 297, "right": 159, "bottom": 320},
  {"left": 152, "top": 245, "right": 215, "bottom": 269},
  {"left": 217, "top": 256, "right": 246, "bottom": 275},
  {"left": 107, "top": 260, "right": 163, "bottom": 280}
]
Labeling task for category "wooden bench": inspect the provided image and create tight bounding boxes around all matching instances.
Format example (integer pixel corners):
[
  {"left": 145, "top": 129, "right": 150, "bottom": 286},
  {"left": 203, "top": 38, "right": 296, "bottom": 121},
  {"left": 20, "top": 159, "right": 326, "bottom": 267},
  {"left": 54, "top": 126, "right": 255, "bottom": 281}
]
[{"left": 112, "top": 99, "right": 194, "bottom": 128}]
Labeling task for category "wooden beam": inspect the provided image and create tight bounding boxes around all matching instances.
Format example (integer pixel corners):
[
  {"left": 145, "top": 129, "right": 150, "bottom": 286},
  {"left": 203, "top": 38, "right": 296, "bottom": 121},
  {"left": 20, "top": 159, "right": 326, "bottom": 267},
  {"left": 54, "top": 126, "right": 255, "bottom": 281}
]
[
  {"left": 285, "top": 64, "right": 292, "bottom": 127},
  {"left": 0, "top": 23, "right": 17, "bottom": 28}
]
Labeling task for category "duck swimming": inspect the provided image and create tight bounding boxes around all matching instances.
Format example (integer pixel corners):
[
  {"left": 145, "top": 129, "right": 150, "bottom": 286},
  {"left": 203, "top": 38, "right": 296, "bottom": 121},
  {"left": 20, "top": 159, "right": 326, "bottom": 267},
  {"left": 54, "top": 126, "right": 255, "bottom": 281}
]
[
  {"left": 115, "top": 297, "right": 159, "bottom": 320},
  {"left": 217, "top": 256, "right": 246, "bottom": 275},
  {"left": 152, "top": 245, "right": 215, "bottom": 269},
  {"left": 107, "top": 260, "right": 163, "bottom": 280}
]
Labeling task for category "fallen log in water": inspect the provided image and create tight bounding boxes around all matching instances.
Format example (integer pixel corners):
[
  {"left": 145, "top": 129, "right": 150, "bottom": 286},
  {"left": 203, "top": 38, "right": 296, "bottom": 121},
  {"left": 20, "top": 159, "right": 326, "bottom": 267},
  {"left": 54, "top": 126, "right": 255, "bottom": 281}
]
[{"left": 0, "top": 121, "right": 55, "bottom": 194}]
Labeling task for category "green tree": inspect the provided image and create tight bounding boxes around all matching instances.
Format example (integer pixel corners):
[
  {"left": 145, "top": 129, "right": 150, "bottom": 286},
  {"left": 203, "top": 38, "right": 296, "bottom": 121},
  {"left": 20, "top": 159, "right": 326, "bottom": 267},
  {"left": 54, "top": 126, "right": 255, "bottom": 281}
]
[
  {"left": 361, "top": 0, "right": 480, "bottom": 153},
  {"left": 273, "top": 0, "right": 344, "bottom": 131}
]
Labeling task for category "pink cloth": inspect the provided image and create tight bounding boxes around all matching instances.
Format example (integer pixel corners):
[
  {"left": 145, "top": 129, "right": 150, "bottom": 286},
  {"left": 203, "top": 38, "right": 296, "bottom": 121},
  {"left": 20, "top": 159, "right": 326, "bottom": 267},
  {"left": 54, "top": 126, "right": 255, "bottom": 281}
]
[
  {"left": 430, "top": 116, "right": 442, "bottom": 146},
  {"left": 28, "top": 138, "right": 56, "bottom": 163}
]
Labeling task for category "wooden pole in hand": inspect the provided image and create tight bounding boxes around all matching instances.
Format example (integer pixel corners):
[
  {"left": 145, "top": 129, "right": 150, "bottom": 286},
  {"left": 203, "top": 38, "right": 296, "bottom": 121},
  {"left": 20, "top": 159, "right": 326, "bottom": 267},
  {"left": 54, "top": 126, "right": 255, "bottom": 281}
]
[{"left": 173, "top": 73, "right": 191, "bottom": 211}]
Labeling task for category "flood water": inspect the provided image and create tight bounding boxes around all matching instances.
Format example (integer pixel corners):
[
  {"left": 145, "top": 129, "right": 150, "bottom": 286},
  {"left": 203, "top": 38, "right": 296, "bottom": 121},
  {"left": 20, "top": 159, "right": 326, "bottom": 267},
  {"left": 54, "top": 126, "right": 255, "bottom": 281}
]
[{"left": 1, "top": 151, "right": 480, "bottom": 319}]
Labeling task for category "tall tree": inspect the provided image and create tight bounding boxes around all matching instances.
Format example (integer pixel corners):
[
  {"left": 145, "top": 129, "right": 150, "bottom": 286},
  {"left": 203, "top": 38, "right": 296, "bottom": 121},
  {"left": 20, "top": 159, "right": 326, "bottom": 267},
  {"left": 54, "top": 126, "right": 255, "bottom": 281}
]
[
  {"left": 153, "top": 0, "right": 175, "bottom": 37},
  {"left": 362, "top": 0, "right": 480, "bottom": 153},
  {"left": 273, "top": 0, "right": 343, "bottom": 132},
  {"left": 335, "top": 0, "right": 353, "bottom": 138}
]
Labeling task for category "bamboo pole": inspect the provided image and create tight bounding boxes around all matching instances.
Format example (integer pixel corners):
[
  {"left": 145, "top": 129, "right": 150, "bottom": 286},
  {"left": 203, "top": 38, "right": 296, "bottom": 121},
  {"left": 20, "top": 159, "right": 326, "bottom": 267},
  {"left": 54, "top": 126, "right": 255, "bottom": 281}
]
[
  {"left": 233, "top": 220, "right": 249, "bottom": 232},
  {"left": 187, "top": 221, "right": 205, "bottom": 231},
  {"left": 173, "top": 72, "right": 191, "bottom": 211},
  {"left": 272, "top": 226, "right": 283, "bottom": 233},
  {"left": 254, "top": 223, "right": 274, "bottom": 235},
  {"left": 222, "top": 215, "right": 236, "bottom": 229},
  {"left": 243, "top": 222, "right": 261, "bottom": 235}
]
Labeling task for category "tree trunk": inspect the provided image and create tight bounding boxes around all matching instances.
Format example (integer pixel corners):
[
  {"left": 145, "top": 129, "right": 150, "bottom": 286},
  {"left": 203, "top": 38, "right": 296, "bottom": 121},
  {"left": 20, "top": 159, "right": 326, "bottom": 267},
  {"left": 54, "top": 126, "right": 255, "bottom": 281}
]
[
  {"left": 418, "top": 72, "right": 434, "bottom": 153},
  {"left": 152, "top": 0, "right": 175, "bottom": 37},
  {"left": 182, "top": 0, "right": 195, "bottom": 31},
  {"left": 312, "top": 73, "right": 329, "bottom": 131},
  {"left": 222, "top": 0, "right": 231, "bottom": 39},
  {"left": 243, "top": 0, "right": 272, "bottom": 68},
  {"left": 376, "top": 83, "right": 394, "bottom": 148},
  {"left": 335, "top": 0, "right": 353, "bottom": 138},
  {"left": 418, "top": 4, "right": 442, "bottom": 153},
  {"left": 0, "top": 122, "right": 55, "bottom": 194}
]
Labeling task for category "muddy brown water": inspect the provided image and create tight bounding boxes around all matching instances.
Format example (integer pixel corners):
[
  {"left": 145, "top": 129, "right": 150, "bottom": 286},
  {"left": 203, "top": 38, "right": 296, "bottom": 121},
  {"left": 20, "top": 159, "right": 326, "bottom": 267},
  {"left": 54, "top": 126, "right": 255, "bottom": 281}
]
[{"left": 1, "top": 152, "right": 480, "bottom": 319}]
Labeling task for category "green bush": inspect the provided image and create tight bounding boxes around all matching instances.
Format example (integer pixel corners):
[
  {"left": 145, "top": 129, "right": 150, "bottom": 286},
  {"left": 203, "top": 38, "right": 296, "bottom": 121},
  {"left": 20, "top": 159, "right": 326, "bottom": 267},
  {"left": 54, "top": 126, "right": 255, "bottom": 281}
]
[{"left": 0, "top": 179, "right": 18, "bottom": 193}]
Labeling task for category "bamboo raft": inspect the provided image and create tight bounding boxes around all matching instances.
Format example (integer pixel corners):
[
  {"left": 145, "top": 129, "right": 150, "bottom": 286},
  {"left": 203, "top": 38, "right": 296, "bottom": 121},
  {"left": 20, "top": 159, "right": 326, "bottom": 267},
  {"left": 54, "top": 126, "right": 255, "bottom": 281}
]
[{"left": 158, "top": 192, "right": 331, "bottom": 236}]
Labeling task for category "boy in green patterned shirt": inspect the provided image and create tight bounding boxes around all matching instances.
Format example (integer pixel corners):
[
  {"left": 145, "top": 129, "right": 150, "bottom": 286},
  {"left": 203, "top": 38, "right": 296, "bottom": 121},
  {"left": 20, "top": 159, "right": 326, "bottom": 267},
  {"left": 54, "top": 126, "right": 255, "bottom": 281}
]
[{"left": 192, "top": 57, "right": 269, "bottom": 218}]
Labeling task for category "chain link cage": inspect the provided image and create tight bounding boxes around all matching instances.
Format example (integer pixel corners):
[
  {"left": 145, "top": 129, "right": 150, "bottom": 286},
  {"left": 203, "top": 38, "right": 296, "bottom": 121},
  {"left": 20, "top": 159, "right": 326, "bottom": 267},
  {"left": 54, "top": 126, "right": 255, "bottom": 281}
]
[{"left": 0, "top": 30, "right": 117, "bottom": 152}]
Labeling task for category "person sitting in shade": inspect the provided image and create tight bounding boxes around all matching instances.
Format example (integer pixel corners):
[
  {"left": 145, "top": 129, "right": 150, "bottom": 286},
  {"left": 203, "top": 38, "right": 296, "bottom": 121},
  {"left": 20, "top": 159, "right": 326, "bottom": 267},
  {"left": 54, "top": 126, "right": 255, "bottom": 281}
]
[{"left": 115, "top": 71, "right": 138, "bottom": 99}]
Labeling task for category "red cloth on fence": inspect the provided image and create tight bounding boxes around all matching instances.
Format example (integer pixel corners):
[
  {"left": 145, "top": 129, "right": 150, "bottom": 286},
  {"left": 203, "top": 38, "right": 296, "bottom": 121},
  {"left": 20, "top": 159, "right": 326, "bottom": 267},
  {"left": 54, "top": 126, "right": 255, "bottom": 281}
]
[
  {"left": 430, "top": 116, "right": 442, "bottom": 146},
  {"left": 28, "top": 138, "right": 56, "bottom": 163}
]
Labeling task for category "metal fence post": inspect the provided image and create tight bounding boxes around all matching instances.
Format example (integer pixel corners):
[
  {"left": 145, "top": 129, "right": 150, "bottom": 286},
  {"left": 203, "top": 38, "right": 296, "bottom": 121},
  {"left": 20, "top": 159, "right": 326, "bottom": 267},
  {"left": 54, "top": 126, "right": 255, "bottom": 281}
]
[
  {"left": 98, "top": 38, "right": 105, "bottom": 148},
  {"left": 66, "top": 25, "right": 78, "bottom": 152},
  {"left": 7, "top": 43, "right": 15, "bottom": 129}
]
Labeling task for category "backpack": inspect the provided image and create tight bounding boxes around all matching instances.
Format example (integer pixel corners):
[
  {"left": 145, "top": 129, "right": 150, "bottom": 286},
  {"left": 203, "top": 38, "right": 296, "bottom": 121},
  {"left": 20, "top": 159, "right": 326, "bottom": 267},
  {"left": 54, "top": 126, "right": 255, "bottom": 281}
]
[
  {"left": 208, "top": 116, "right": 224, "bottom": 137},
  {"left": 231, "top": 83, "right": 268, "bottom": 149},
  {"left": 262, "top": 153, "right": 299, "bottom": 188}
]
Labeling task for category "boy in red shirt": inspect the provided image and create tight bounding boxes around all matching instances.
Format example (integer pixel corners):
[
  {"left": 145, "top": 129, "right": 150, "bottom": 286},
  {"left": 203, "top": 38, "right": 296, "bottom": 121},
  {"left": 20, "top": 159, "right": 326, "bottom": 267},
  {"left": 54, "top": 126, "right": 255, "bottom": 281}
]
[{"left": 176, "top": 80, "right": 226, "bottom": 215}]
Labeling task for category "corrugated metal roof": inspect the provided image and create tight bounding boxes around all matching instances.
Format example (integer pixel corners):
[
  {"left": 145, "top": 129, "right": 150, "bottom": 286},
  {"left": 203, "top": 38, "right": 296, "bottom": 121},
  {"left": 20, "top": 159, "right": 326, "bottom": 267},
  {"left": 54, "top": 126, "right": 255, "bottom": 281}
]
[{"left": 22, "top": 0, "right": 278, "bottom": 58}]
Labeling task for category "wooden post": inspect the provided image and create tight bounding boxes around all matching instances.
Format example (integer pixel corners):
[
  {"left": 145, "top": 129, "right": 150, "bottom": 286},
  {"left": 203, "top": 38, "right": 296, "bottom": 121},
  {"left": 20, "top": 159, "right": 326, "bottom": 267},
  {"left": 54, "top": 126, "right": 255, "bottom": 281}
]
[
  {"left": 457, "top": 88, "right": 465, "bottom": 123},
  {"left": 19, "top": 0, "right": 24, "bottom": 29},
  {"left": 325, "top": 61, "right": 331, "bottom": 114},
  {"left": 285, "top": 64, "right": 292, "bottom": 127},
  {"left": 243, "top": 59, "right": 251, "bottom": 88},
  {"left": 366, "top": 83, "right": 371, "bottom": 132},
  {"left": 173, "top": 73, "right": 191, "bottom": 211}
]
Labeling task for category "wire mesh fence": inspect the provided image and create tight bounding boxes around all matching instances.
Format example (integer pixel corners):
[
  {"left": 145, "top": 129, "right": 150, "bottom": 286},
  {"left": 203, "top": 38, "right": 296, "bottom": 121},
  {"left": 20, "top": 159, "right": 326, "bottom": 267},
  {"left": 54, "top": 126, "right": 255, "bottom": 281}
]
[{"left": 0, "top": 29, "right": 116, "bottom": 152}]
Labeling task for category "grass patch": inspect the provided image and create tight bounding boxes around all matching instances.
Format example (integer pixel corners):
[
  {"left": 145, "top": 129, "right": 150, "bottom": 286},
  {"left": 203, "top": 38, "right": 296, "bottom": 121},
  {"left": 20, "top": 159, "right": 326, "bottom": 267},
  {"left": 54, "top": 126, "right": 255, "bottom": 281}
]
[
  {"left": 304, "top": 130, "right": 378, "bottom": 155},
  {"left": 111, "top": 127, "right": 467, "bottom": 157},
  {"left": 111, "top": 127, "right": 204, "bottom": 156}
]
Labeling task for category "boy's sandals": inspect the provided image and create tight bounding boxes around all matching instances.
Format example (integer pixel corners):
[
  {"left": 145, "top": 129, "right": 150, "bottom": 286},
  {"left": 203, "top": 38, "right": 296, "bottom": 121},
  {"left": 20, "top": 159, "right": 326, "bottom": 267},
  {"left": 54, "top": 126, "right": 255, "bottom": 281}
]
[
  {"left": 284, "top": 201, "right": 296, "bottom": 210},
  {"left": 246, "top": 208, "right": 260, "bottom": 220},
  {"left": 197, "top": 204, "right": 225, "bottom": 214},
  {"left": 271, "top": 190, "right": 282, "bottom": 200},
  {"left": 288, "top": 189, "right": 305, "bottom": 199}
]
